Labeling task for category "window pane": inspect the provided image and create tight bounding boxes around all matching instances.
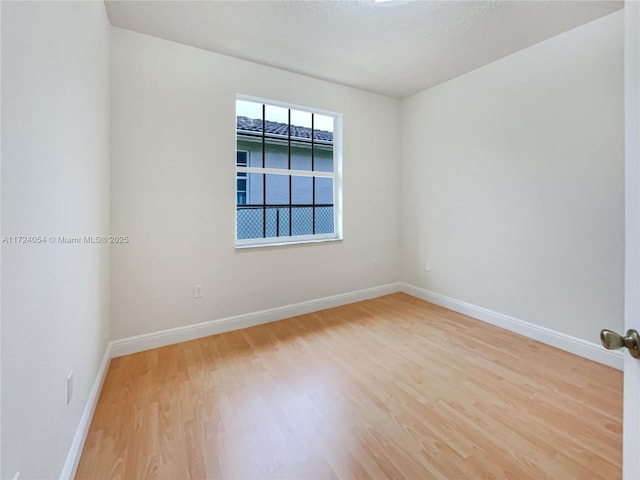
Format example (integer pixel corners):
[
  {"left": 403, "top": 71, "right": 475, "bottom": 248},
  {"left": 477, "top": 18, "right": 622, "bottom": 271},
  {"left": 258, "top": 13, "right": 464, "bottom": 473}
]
[
  {"left": 290, "top": 141, "right": 312, "bottom": 171},
  {"left": 265, "top": 174, "right": 289, "bottom": 205},
  {"left": 315, "top": 177, "right": 333, "bottom": 205},
  {"left": 291, "top": 176, "right": 312, "bottom": 204},
  {"left": 313, "top": 144, "right": 334, "bottom": 172},
  {"left": 290, "top": 109, "right": 312, "bottom": 129},
  {"left": 291, "top": 207, "right": 313, "bottom": 236},
  {"left": 237, "top": 205, "right": 263, "bottom": 240},
  {"left": 237, "top": 100, "right": 263, "bottom": 133},
  {"left": 315, "top": 206, "right": 334, "bottom": 234},
  {"left": 245, "top": 173, "right": 263, "bottom": 205},
  {"left": 264, "top": 139, "right": 289, "bottom": 170},
  {"left": 264, "top": 207, "right": 278, "bottom": 238},
  {"left": 313, "top": 114, "right": 334, "bottom": 142},
  {"left": 265, "top": 104, "right": 289, "bottom": 137},
  {"left": 290, "top": 109, "right": 312, "bottom": 143},
  {"left": 315, "top": 177, "right": 334, "bottom": 234}
]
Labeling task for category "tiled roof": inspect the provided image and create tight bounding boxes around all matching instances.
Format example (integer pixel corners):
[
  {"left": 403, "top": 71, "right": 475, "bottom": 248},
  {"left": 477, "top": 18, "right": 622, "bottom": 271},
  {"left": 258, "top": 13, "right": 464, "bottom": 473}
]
[{"left": 237, "top": 116, "right": 333, "bottom": 143}]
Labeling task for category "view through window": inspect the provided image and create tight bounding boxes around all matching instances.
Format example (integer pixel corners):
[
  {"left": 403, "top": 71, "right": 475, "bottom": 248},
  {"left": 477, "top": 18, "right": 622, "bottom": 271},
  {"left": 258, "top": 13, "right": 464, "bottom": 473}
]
[{"left": 235, "top": 97, "right": 341, "bottom": 246}]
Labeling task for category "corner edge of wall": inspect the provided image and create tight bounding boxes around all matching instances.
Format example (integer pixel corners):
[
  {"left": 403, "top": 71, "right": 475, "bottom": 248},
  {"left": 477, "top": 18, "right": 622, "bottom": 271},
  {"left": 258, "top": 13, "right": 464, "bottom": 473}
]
[{"left": 59, "top": 342, "right": 112, "bottom": 480}]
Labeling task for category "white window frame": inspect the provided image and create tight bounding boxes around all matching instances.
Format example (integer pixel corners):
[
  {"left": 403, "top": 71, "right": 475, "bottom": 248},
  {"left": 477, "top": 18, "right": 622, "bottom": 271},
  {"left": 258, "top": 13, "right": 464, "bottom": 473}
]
[{"left": 235, "top": 94, "right": 343, "bottom": 248}]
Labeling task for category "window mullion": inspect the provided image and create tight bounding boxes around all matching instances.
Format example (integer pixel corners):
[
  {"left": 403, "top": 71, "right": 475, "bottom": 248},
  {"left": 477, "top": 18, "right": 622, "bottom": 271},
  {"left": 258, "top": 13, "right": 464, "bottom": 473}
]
[
  {"left": 262, "top": 103, "right": 266, "bottom": 239},
  {"left": 237, "top": 167, "right": 334, "bottom": 178},
  {"left": 288, "top": 109, "right": 292, "bottom": 238},
  {"left": 312, "top": 113, "right": 316, "bottom": 235}
]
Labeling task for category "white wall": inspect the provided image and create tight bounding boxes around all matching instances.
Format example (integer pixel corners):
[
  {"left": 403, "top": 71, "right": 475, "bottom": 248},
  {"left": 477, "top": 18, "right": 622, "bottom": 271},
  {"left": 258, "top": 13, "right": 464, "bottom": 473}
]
[
  {"left": 401, "top": 11, "right": 624, "bottom": 343},
  {"left": 1, "top": 2, "right": 110, "bottom": 478},
  {"left": 110, "top": 28, "right": 400, "bottom": 340}
]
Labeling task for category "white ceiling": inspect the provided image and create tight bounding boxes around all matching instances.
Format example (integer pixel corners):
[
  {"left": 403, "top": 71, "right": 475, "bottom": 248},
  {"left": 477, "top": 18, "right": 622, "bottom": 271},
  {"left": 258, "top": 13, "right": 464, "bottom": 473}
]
[{"left": 104, "top": 0, "right": 622, "bottom": 99}]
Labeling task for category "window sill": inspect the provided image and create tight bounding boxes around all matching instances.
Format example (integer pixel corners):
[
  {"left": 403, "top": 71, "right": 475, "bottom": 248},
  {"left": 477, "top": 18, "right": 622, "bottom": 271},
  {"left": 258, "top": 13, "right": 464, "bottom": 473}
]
[{"left": 235, "top": 236, "right": 343, "bottom": 250}]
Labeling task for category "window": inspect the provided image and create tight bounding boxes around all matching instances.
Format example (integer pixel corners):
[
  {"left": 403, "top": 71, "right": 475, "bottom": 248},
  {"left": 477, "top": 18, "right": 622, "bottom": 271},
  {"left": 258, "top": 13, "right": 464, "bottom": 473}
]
[
  {"left": 235, "top": 96, "right": 342, "bottom": 247},
  {"left": 236, "top": 151, "right": 248, "bottom": 205}
]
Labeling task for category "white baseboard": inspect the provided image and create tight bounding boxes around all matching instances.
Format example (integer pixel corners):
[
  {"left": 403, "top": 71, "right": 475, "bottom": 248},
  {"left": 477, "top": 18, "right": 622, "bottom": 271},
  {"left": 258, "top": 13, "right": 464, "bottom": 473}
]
[
  {"left": 110, "top": 283, "right": 403, "bottom": 357},
  {"left": 59, "top": 342, "right": 112, "bottom": 480},
  {"left": 400, "top": 283, "right": 623, "bottom": 370},
  {"left": 110, "top": 280, "right": 623, "bottom": 367}
]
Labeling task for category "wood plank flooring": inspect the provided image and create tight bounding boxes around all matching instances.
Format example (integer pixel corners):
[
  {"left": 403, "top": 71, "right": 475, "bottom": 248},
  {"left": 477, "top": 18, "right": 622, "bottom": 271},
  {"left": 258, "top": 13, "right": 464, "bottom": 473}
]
[{"left": 76, "top": 293, "right": 622, "bottom": 479}]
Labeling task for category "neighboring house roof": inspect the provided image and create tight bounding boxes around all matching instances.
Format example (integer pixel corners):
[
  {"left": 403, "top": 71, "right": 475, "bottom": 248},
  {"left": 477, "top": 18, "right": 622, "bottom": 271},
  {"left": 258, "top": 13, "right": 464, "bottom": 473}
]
[{"left": 237, "top": 116, "right": 333, "bottom": 143}]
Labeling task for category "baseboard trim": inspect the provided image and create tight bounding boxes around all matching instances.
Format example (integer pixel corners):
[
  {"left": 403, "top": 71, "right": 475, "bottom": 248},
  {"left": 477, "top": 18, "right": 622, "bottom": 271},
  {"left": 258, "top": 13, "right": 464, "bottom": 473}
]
[
  {"left": 400, "top": 283, "right": 623, "bottom": 370},
  {"left": 110, "top": 283, "right": 403, "bottom": 358},
  {"left": 60, "top": 342, "right": 112, "bottom": 479}
]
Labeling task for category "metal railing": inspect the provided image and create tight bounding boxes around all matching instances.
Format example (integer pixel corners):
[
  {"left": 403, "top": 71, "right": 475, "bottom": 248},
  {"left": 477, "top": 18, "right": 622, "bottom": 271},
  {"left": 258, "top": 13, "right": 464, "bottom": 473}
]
[{"left": 237, "top": 204, "right": 334, "bottom": 239}]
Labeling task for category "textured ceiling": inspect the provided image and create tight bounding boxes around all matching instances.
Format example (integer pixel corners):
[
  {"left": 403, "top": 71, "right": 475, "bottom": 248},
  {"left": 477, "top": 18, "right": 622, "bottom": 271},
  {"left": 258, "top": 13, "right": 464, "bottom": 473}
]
[{"left": 104, "top": 0, "right": 622, "bottom": 99}]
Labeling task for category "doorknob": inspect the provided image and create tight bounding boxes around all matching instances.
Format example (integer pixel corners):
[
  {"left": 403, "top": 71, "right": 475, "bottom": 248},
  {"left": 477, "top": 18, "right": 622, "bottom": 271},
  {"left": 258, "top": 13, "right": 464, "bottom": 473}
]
[{"left": 600, "top": 329, "right": 640, "bottom": 358}]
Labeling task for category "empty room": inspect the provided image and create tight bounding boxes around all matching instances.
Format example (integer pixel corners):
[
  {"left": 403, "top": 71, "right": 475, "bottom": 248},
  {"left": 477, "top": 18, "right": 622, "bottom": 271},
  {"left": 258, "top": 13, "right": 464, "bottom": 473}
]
[{"left": 2, "top": 0, "right": 640, "bottom": 479}]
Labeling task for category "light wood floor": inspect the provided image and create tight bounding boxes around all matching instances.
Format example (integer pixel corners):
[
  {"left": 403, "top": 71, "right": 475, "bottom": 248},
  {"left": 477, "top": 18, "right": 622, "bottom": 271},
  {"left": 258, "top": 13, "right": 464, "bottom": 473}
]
[{"left": 76, "top": 293, "right": 622, "bottom": 479}]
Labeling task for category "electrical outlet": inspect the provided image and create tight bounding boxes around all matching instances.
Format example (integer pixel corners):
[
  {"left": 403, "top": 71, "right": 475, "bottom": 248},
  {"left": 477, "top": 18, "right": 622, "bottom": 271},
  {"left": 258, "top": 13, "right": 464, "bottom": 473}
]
[
  {"left": 12, "top": 471, "right": 20, "bottom": 480},
  {"left": 66, "top": 372, "right": 73, "bottom": 405},
  {"left": 372, "top": 260, "right": 378, "bottom": 270},
  {"left": 194, "top": 284, "right": 203, "bottom": 298},
  {"left": 424, "top": 261, "right": 431, "bottom": 272}
]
